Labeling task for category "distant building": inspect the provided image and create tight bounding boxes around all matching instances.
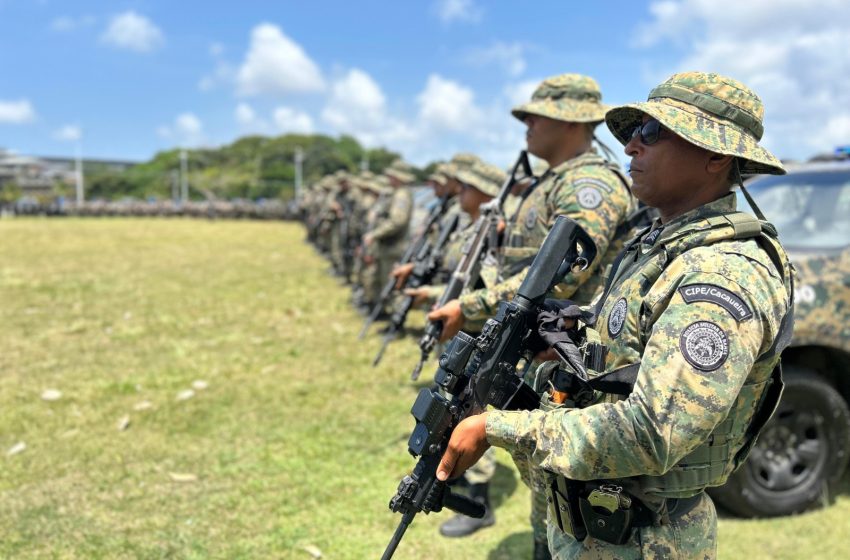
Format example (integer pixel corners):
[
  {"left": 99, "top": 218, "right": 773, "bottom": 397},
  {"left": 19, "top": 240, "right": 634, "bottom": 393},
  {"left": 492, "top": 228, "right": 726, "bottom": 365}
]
[{"left": 0, "top": 149, "right": 139, "bottom": 196}]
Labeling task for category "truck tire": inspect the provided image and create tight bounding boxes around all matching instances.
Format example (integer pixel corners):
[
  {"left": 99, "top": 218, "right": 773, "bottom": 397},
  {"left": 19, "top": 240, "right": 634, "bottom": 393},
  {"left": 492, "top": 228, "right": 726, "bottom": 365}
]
[{"left": 709, "top": 366, "right": 850, "bottom": 517}]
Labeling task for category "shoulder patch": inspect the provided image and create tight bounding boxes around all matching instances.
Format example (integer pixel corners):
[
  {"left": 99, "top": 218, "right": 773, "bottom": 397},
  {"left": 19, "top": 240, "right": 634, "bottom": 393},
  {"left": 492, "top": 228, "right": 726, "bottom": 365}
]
[
  {"left": 573, "top": 177, "right": 614, "bottom": 194},
  {"left": 577, "top": 186, "right": 603, "bottom": 209},
  {"left": 524, "top": 207, "right": 539, "bottom": 230},
  {"left": 679, "top": 321, "right": 729, "bottom": 371},
  {"left": 607, "top": 298, "right": 628, "bottom": 338},
  {"left": 678, "top": 284, "right": 753, "bottom": 322}
]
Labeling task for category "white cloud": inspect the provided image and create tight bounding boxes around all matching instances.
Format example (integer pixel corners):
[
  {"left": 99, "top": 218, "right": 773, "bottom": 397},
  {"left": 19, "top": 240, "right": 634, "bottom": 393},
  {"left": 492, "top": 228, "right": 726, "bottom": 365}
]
[
  {"left": 464, "top": 42, "right": 528, "bottom": 77},
  {"left": 157, "top": 112, "right": 205, "bottom": 146},
  {"left": 53, "top": 125, "right": 82, "bottom": 141},
  {"left": 433, "top": 0, "right": 483, "bottom": 24},
  {"left": 235, "top": 103, "right": 257, "bottom": 126},
  {"left": 503, "top": 79, "right": 540, "bottom": 106},
  {"left": 209, "top": 42, "right": 225, "bottom": 56},
  {"left": 50, "top": 15, "right": 96, "bottom": 32},
  {"left": 321, "top": 68, "right": 414, "bottom": 148},
  {"left": 234, "top": 102, "right": 272, "bottom": 134},
  {"left": 199, "top": 61, "right": 235, "bottom": 92},
  {"left": 635, "top": 0, "right": 850, "bottom": 159},
  {"left": 417, "top": 74, "right": 483, "bottom": 132},
  {"left": 236, "top": 23, "right": 324, "bottom": 96},
  {"left": 0, "top": 99, "right": 36, "bottom": 124},
  {"left": 273, "top": 106, "right": 314, "bottom": 134},
  {"left": 101, "top": 11, "right": 164, "bottom": 53}
]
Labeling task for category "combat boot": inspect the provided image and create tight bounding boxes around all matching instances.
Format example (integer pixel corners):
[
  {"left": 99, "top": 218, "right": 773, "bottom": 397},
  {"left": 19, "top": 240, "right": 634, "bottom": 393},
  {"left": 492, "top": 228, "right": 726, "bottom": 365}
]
[
  {"left": 533, "top": 540, "right": 552, "bottom": 560},
  {"left": 438, "top": 482, "right": 495, "bottom": 537}
]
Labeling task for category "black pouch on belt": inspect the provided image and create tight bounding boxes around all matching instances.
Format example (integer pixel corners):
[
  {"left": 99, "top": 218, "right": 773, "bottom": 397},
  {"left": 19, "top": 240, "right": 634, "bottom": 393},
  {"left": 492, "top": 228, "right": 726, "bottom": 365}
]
[
  {"left": 579, "top": 484, "right": 634, "bottom": 545},
  {"left": 548, "top": 475, "right": 587, "bottom": 541}
]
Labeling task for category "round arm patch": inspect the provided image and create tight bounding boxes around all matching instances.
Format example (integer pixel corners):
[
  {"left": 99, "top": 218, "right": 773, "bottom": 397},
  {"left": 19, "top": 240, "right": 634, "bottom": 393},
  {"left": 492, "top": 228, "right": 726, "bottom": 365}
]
[{"left": 679, "top": 321, "right": 729, "bottom": 371}]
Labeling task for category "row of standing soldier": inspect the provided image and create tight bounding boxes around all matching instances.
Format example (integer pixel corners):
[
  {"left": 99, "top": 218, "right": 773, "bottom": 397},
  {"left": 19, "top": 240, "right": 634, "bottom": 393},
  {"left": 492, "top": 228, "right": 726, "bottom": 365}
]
[{"left": 301, "top": 70, "right": 791, "bottom": 560}]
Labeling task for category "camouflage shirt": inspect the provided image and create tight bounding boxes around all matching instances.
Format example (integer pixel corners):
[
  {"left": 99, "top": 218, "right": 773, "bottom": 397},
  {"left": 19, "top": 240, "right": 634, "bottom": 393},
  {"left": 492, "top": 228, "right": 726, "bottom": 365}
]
[
  {"left": 369, "top": 187, "right": 413, "bottom": 245},
  {"left": 486, "top": 194, "right": 792, "bottom": 485},
  {"left": 458, "top": 150, "right": 633, "bottom": 320}
]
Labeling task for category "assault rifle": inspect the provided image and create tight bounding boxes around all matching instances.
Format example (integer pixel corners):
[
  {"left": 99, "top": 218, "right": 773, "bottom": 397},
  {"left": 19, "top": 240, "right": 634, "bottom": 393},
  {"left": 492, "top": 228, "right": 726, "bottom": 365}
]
[
  {"left": 372, "top": 212, "right": 461, "bottom": 366},
  {"left": 410, "top": 150, "right": 535, "bottom": 380},
  {"left": 358, "top": 195, "right": 452, "bottom": 340},
  {"left": 382, "top": 216, "right": 597, "bottom": 560}
]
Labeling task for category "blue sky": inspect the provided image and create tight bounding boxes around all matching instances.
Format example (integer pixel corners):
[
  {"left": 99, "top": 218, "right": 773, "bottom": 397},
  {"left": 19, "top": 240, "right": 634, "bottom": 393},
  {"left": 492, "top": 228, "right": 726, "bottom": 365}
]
[{"left": 1, "top": 0, "right": 847, "bottom": 167}]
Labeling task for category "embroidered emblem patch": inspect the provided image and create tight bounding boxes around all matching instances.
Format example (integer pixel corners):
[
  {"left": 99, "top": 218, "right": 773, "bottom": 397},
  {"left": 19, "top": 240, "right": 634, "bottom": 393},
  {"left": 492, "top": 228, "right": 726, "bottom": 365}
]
[
  {"left": 678, "top": 284, "right": 753, "bottom": 322},
  {"left": 679, "top": 321, "right": 729, "bottom": 371},
  {"left": 524, "top": 207, "right": 539, "bottom": 230},
  {"left": 643, "top": 228, "right": 663, "bottom": 246},
  {"left": 607, "top": 298, "right": 628, "bottom": 338},
  {"left": 577, "top": 186, "right": 603, "bottom": 209}
]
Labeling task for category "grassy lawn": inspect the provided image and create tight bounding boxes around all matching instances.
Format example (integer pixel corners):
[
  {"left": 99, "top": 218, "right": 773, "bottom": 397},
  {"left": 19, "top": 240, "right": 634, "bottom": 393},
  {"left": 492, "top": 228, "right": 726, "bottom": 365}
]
[{"left": 1, "top": 217, "right": 848, "bottom": 559}]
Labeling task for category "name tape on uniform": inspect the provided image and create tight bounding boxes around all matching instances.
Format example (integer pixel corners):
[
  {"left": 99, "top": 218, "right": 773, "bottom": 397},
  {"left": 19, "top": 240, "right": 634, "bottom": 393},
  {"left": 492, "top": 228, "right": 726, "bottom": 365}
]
[{"left": 678, "top": 283, "right": 753, "bottom": 322}]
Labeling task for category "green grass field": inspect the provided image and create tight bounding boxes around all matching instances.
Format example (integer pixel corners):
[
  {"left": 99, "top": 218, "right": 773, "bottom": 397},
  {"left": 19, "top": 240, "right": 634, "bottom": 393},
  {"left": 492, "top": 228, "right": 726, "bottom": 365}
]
[{"left": 1, "top": 218, "right": 848, "bottom": 559}]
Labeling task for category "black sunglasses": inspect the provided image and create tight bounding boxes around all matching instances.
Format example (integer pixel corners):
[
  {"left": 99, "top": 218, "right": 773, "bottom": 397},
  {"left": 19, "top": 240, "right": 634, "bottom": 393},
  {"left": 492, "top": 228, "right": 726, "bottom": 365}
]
[{"left": 629, "top": 119, "right": 664, "bottom": 145}]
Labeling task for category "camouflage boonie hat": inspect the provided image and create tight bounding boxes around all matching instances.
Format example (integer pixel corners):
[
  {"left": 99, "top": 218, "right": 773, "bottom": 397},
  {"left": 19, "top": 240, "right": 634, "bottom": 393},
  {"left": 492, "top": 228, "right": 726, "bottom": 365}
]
[
  {"left": 605, "top": 71, "right": 785, "bottom": 175},
  {"left": 445, "top": 153, "right": 481, "bottom": 178},
  {"left": 428, "top": 163, "right": 451, "bottom": 185},
  {"left": 371, "top": 174, "right": 393, "bottom": 195},
  {"left": 512, "top": 74, "right": 608, "bottom": 124},
  {"left": 352, "top": 170, "right": 375, "bottom": 189},
  {"left": 384, "top": 159, "right": 416, "bottom": 184},
  {"left": 455, "top": 161, "right": 506, "bottom": 197}
]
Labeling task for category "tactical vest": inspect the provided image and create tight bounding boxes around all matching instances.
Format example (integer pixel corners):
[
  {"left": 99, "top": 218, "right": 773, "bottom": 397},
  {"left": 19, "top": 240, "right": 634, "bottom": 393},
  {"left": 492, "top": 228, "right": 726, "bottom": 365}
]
[{"left": 568, "top": 210, "right": 795, "bottom": 498}]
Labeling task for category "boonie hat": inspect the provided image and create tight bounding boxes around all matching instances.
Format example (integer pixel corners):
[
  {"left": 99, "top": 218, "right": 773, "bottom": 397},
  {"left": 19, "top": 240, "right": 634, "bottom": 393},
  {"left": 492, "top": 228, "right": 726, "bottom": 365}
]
[
  {"left": 512, "top": 74, "right": 608, "bottom": 124},
  {"left": 384, "top": 159, "right": 416, "bottom": 184},
  {"left": 445, "top": 153, "right": 481, "bottom": 178},
  {"left": 455, "top": 161, "right": 506, "bottom": 197},
  {"left": 605, "top": 71, "right": 784, "bottom": 175}
]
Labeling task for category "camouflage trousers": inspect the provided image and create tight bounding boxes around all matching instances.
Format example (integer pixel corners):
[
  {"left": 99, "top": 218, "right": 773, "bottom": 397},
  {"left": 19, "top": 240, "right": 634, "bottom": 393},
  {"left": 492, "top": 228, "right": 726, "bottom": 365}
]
[
  {"left": 512, "top": 447, "right": 554, "bottom": 546},
  {"left": 546, "top": 493, "right": 717, "bottom": 559},
  {"left": 361, "top": 244, "right": 403, "bottom": 305}
]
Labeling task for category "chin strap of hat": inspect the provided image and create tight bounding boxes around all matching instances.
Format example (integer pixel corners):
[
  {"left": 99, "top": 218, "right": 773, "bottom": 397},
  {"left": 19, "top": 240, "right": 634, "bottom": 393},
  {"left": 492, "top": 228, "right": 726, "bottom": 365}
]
[
  {"left": 733, "top": 158, "right": 769, "bottom": 222},
  {"left": 593, "top": 134, "right": 620, "bottom": 164}
]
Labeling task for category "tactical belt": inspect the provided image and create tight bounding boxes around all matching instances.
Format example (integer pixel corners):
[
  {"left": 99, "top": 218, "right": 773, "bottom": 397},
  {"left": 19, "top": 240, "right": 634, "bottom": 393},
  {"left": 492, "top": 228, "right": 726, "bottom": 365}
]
[{"left": 547, "top": 476, "right": 703, "bottom": 545}]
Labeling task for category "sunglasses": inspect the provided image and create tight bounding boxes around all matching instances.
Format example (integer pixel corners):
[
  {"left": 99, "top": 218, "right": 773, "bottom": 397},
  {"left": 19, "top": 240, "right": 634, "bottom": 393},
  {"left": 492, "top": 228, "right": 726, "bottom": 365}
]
[{"left": 629, "top": 119, "right": 664, "bottom": 145}]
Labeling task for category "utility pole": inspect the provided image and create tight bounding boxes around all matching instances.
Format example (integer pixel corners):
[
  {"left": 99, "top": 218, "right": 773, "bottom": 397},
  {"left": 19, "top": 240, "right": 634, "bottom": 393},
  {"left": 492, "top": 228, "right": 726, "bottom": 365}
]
[
  {"left": 360, "top": 153, "right": 369, "bottom": 172},
  {"left": 294, "top": 146, "right": 304, "bottom": 201},
  {"left": 180, "top": 149, "right": 188, "bottom": 202},
  {"left": 171, "top": 170, "right": 179, "bottom": 201},
  {"left": 75, "top": 140, "right": 85, "bottom": 204}
]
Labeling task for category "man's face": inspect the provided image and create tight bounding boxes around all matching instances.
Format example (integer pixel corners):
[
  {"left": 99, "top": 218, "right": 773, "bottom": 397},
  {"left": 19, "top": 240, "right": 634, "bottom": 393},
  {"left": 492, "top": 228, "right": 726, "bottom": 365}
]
[
  {"left": 625, "top": 115, "right": 714, "bottom": 209},
  {"left": 524, "top": 114, "right": 573, "bottom": 160},
  {"left": 431, "top": 180, "right": 448, "bottom": 198},
  {"left": 459, "top": 183, "right": 491, "bottom": 214}
]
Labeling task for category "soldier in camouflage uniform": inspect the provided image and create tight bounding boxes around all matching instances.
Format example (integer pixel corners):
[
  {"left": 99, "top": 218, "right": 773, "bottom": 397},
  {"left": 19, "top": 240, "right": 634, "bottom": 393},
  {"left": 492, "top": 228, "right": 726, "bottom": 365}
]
[
  {"left": 390, "top": 154, "right": 476, "bottom": 288},
  {"left": 360, "top": 160, "right": 415, "bottom": 310},
  {"left": 356, "top": 174, "right": 397, "bottom": 308},
  {"left": 427, "top": 74, "right": 635, "bottom": 558},
  {"left": 434, "top": 72, "right": 795, "bottom": 560}
]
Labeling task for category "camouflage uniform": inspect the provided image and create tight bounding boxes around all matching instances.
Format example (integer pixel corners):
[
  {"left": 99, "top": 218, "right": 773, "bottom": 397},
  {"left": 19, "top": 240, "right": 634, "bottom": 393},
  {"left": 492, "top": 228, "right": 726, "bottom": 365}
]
[
  {"left": 359, "top": 177, "right": 394, "bottom": 305},
  {"left": 460, "top": 75, "right": 636, "bottom": 549},
  {"left": 484, "top": 72, "right": 794, "bottom": 559},
  {"left": 374, "top": 162, "right": 414, "bottom": 294}
]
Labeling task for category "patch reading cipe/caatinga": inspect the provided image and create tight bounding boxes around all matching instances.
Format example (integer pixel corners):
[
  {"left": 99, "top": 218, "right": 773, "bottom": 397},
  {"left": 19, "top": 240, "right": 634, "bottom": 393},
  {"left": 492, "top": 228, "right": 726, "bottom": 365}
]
[{"left": 678, "top": 283, "right": 753, "bottom": 322}]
